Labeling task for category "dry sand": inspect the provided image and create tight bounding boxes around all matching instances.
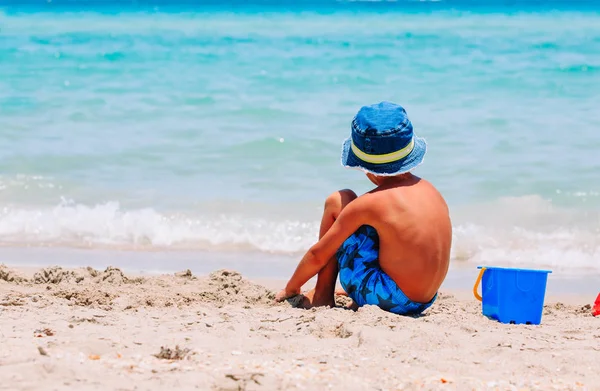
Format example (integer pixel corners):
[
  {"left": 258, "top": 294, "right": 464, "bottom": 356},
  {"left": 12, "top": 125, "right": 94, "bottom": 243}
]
[{"left": 0, "top": 264, "right": 598, "bottom": 391}]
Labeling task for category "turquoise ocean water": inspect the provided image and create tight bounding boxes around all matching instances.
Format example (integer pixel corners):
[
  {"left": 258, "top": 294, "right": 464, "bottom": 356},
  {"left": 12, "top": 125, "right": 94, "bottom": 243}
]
[{"left": 1, "top": 1, "right": 599, "bottom": 275}]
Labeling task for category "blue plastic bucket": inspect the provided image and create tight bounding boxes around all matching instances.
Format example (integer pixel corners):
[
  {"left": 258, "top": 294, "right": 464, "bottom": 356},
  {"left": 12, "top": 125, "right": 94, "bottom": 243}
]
[{"left": 473, "top": 266, "right": 552, "bottom": 325}]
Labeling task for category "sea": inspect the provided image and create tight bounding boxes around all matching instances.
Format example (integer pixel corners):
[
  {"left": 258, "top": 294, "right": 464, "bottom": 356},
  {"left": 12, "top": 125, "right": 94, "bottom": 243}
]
[{"left": 1, "top": 0, "right": 599, "bottom": 288}]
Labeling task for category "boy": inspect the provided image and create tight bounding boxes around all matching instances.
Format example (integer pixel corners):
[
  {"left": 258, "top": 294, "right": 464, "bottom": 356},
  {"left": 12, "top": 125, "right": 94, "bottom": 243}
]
[{"left": 275, "top": 101, "right": 451, "bottom": 315}]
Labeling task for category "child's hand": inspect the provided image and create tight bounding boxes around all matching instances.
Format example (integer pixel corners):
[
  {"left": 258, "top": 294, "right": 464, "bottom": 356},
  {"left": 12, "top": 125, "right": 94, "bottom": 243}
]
[{"left": 275, "top": 287, "right": 300, "bottom": 302}]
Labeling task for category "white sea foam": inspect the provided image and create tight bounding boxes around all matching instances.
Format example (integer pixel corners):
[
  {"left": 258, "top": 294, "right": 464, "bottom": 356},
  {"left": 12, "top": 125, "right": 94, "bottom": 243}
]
[
  {"left": 0, "top": 195, "right": 598, "bottom": 273},
  {"left": 450, "top": 195, "right": 600, "bottom": 274},
  {"left": 452, "top": 223, "right": 600, "bottom": 274},
  {"left": 0, "top": 201, "right": 319, "bottom": 253}
]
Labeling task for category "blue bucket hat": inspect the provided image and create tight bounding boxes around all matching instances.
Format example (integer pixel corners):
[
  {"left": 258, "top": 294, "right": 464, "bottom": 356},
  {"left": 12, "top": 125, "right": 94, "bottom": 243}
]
[{"left": 341, "top": 101, "right": 427, "bottom": 176}]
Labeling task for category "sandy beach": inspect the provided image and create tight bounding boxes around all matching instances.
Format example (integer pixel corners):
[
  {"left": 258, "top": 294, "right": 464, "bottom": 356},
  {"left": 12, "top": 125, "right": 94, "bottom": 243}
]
[{"left": 0, "top": 264, "right": 598, "bottom": 391}]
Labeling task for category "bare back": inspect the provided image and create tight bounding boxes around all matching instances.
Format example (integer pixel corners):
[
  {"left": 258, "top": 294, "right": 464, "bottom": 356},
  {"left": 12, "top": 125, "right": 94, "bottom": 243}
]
[{"left": 362, "top": 175, "right": 452, "bottom": 303}]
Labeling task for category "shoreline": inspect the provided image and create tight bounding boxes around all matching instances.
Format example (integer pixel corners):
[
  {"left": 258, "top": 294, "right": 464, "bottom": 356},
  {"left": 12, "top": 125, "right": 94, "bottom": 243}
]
[{"left": 1, "top": 246, "right": 599, "bottom": 298}]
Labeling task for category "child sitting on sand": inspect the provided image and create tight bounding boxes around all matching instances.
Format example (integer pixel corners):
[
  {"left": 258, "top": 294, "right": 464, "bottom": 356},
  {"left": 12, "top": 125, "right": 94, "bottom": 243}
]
[{"left": 276, "top": 101, "right": 452, "bottom": 315}]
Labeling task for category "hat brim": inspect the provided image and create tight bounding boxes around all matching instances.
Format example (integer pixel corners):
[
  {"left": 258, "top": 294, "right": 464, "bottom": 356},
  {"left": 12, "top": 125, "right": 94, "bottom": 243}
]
[{"left": 340, "top": 136, "right": 427, "bottom": 176}]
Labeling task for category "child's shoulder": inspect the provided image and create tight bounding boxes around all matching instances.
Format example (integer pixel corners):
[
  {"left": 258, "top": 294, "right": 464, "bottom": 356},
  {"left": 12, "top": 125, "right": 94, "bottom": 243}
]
[{"left": 355, "top": 188, "right": 398, "bottom": 210}]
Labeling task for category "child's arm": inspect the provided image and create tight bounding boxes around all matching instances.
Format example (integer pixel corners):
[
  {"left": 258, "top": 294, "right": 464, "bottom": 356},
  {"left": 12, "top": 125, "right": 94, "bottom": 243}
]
[{"left": 275, "top": 199, "right": 368, "bottom": 301}]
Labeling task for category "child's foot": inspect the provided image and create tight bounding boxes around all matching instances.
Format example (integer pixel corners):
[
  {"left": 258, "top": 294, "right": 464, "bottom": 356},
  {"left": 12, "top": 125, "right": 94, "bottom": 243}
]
[
  {"left": 299, "top": 288, "right": 335, "bottom": 309},
  {"left": 334, "top": 289, "right": 358, "bottom": 310},
  {"left": 344, "top": 300, "right": 359, "bottom": 311},
  {"left": 335, "top": 288, "right": 348, "bottom": 296}
]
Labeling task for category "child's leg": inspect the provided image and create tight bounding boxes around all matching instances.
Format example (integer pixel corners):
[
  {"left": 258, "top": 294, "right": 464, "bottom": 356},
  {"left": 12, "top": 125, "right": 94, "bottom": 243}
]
[{"left": 301, "top": 189, "right": 357, "bottom": 308}]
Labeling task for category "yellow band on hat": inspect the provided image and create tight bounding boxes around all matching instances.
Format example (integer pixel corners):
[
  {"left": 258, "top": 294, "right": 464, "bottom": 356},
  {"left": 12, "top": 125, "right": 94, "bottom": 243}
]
[{"left": 350, "top": 138, "right": 415, "bottom": 164}]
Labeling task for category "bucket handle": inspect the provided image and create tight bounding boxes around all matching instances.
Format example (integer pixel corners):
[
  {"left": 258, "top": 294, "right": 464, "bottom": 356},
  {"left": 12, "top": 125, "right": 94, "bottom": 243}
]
[{"left": 473, "top": 267, "right": 486, "bottom": 302}]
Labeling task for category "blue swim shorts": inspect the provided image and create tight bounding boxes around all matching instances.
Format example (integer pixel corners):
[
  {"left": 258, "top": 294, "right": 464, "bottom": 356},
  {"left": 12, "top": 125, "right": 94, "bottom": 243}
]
[{"left": 336, "top": 225, "right": 437, "bottom": 315}]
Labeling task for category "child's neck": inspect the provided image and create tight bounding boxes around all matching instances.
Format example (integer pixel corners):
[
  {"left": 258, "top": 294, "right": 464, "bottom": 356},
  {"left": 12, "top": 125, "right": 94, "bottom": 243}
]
[{"left": 372, "top": 173, "right": 418, "bottom": 189}]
